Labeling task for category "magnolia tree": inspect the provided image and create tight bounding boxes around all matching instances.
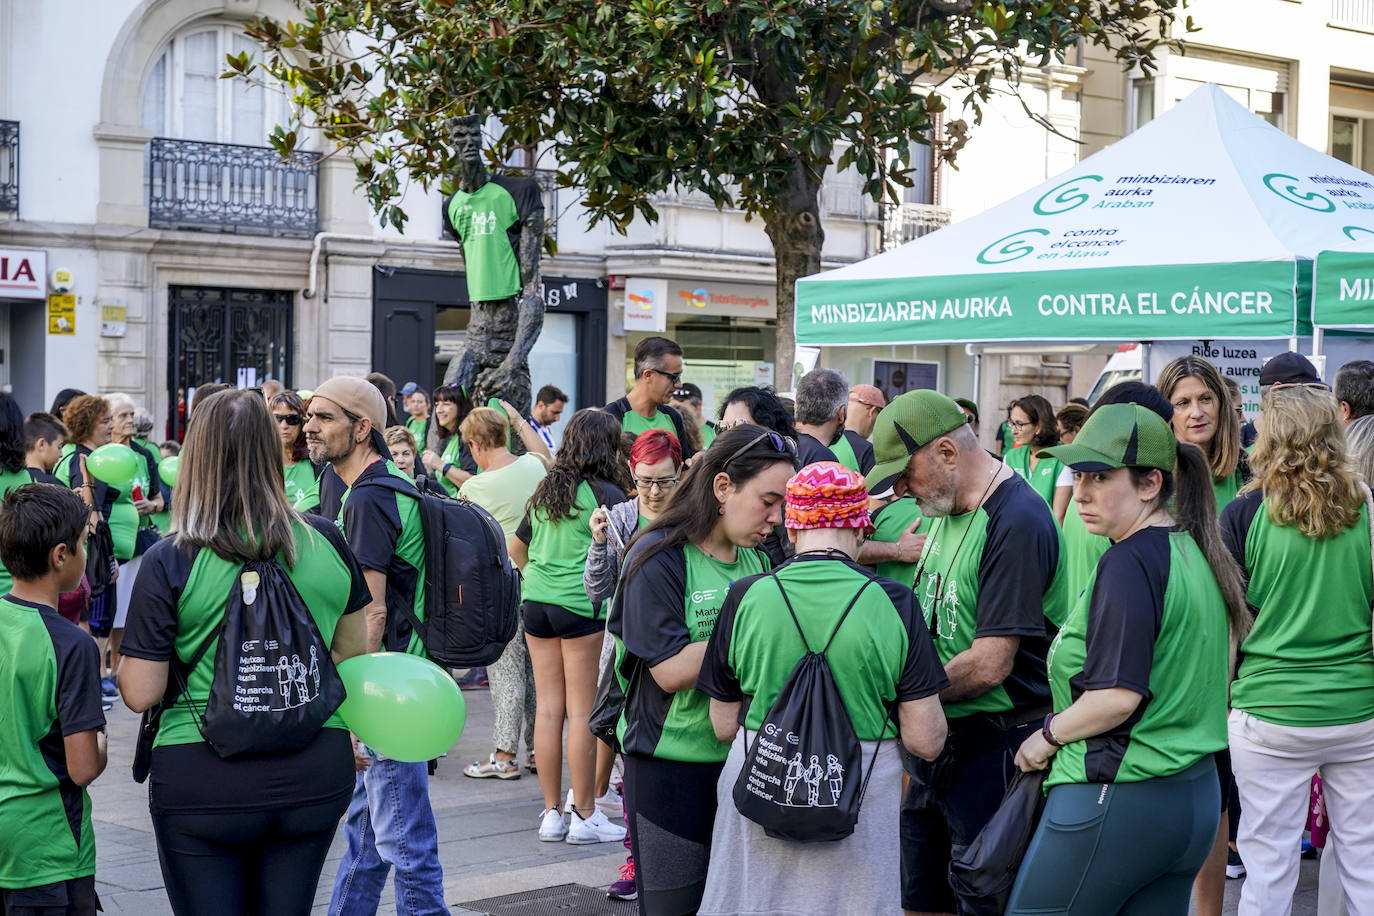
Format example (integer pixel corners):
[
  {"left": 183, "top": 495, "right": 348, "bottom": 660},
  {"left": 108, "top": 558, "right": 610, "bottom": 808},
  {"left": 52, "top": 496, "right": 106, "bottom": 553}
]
[{"left": 237, "top": 0, "right": 1189, "bottom": 381}]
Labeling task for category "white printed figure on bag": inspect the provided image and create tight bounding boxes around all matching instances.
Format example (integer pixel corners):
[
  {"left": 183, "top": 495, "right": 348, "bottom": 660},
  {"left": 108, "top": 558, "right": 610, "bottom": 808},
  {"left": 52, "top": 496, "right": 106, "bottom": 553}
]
[
  {"left": 275, "top": 654, "right": 316, "bottom": 709},
  {"left": 826, "top": 755, "right": 845, "bottom": 805},
  {"left": 804, "top": 756, "right": 823, "bottom": 807},
  {"left": 785, "top": 753, "right": 804, "bottom": 805}
]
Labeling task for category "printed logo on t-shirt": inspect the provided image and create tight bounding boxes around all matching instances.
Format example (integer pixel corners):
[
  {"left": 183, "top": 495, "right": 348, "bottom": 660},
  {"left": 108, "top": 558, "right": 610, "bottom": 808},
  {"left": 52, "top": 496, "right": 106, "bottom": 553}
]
[
  {"left": 687, "top": 587, "right": 726, "bottom": 641},
  {"left": 464, "top": 208, "right": 501, "bottom": 236},
  {"left": 921, "top": 573, "right": 962, "bottom": 640}
]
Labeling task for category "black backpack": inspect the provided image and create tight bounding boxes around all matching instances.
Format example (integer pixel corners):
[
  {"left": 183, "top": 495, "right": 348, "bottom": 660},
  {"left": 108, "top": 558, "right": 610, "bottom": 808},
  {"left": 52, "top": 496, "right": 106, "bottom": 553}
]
[
  {"left": 357, "top": 473, "right": 521, "bottom": 667},
  {"left": 732, "top": 575, "right": 887, "bottom": 843},
  {"left": 949, "top": 768, "right": 1048, "bottom": 915},
  {"left": 183, "top": 556, "right": 346, "bottom": 758}
]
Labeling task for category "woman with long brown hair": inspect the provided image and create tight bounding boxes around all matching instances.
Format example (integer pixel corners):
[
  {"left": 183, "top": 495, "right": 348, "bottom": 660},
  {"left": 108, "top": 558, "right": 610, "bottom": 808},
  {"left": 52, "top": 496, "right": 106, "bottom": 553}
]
[
  {"left": 1222, "top": 385, "right": 1374, "bottom": 916},
  {"left": 1157, "top": 355, "right": 1247, "bottom": 511},
  {"left": 117, "top": 389, "right": 369, "bottom": 916}
]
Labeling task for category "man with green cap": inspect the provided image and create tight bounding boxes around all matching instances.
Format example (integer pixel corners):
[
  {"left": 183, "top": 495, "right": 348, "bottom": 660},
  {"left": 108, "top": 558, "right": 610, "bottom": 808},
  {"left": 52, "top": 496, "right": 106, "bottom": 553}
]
[{"left": 866, "top": 389, "right": 1067, "bottom": 916}]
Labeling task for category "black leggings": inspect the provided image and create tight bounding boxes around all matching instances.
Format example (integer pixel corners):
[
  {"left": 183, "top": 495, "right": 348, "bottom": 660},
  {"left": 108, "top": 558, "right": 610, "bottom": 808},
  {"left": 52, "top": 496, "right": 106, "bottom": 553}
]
[
  {"left": 151, "top": 794, "right": 350, "bottom": 916},
  {"left": 623, "top": 754, "right": 724, "bottom": 916}
]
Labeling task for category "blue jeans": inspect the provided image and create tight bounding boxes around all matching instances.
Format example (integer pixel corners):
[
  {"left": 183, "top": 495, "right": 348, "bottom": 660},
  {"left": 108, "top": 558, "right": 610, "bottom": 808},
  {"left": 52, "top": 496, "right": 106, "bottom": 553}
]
[{"left": 329, "top": 750, "right": 447, "bottom": 915}]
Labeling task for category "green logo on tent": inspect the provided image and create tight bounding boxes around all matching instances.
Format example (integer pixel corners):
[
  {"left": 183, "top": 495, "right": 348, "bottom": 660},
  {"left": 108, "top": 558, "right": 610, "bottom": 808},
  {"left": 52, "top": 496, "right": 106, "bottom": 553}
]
[
  {"left": 1033, "top": 176, "right": 1102, "bottom": 215},
  {"left": 1262, "top": 173, "right": 1335, "bottom": 212},
  {"left": 977, "top": 229, "right": 1050, "bottom": 264},
  {"left": 1343, "top": 225, "right": 1374, "bottom": 240}
]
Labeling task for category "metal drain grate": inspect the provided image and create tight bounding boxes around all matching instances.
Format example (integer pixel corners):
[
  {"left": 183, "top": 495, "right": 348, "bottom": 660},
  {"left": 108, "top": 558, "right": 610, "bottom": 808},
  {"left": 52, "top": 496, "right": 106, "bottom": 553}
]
[{"left": 459, "top": 883, "right": 638, "bottom": 915}]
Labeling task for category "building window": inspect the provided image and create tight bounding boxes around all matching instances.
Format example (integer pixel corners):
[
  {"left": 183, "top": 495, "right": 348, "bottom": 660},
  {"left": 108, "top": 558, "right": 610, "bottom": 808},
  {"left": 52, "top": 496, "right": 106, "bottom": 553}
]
[
  {"left": 1332, "top": 115, "right": 1362, "bottom": 166},
  {"left": 1131, "top": 78, "right": 1156, "bottom": 131},
  {"left": 141, "top": 25, "right": 287, "bottom": 146}
]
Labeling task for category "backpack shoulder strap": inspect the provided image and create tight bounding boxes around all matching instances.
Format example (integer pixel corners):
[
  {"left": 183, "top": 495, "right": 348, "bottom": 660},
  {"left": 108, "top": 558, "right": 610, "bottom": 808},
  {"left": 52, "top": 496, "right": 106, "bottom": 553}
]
[{"left": 770, "top": 572, "right": 874, "bottom": 657}]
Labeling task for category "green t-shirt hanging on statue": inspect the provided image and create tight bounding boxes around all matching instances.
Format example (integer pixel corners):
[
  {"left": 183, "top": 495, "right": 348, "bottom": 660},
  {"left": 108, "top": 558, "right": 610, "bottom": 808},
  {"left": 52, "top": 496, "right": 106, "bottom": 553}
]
[{"left": 443, "top": 175, "right": 545, "bottom": 303}]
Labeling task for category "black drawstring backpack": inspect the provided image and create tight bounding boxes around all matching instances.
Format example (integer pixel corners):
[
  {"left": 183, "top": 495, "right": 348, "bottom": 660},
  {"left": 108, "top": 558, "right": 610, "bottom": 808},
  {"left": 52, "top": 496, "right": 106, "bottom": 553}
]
[
  {"left": 181, "top": 555, "right": 346, "bottom": 758},
  {"left": 949, "top": 768, "right": 1048, "bottom": 915},
  {"left": 732, "top": 575, "right": 887, "bottom": 843}
]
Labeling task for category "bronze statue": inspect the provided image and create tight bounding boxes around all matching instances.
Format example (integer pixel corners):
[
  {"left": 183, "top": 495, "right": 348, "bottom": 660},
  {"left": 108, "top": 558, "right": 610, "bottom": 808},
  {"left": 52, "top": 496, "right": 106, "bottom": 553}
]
[{"left": 441, "top": 114, "right": 545, "bottom": 414}]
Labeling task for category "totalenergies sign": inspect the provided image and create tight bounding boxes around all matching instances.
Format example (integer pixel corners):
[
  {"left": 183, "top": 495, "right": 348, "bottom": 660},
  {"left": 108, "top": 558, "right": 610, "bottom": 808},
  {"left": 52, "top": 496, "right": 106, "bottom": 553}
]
[
  {"left": 0, "top": 247, "right": 47, "bottom": 300},
  {"left": 623, "top": 277, "right": 667, "bottom": 332}
]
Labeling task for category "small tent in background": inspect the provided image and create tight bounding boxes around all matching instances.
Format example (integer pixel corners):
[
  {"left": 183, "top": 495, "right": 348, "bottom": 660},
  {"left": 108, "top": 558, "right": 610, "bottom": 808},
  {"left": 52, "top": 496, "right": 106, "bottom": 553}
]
[{"left": 796, "top": 83, "right": 1374, "bottom": 350}]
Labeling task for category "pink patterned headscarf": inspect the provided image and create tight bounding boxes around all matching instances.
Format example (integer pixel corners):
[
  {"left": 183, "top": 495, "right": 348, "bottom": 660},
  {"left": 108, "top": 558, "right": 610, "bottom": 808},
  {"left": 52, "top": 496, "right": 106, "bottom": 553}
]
[{"left": 785, "top": 461, "right": 874, "bottom": 535}]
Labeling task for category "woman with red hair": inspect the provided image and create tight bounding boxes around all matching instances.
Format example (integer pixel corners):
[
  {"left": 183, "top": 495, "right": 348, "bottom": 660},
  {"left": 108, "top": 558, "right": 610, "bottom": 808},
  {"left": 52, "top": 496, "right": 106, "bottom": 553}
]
[{"left": 585, "top": 427, "right": 684, "bottom": 901}]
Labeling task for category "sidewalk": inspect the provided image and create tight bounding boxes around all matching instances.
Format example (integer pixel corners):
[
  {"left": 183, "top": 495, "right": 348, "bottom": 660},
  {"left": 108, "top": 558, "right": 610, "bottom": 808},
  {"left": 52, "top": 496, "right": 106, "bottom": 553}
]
[{"left": 87, "top": 684, "right": 1321, "bottom": 915}]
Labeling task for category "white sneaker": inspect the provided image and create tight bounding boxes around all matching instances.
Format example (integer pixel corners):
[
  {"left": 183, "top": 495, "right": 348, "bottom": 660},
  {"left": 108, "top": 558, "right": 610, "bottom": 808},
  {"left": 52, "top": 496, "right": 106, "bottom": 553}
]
[
  {"left": 596, "top": 786, "right": 624, "bottom": 819},
  {"left": 566, "top": 807, "right": 627, "bottom": 845},
  {"left": 538, "top": 808, "right": 567, "bottom": 842}
]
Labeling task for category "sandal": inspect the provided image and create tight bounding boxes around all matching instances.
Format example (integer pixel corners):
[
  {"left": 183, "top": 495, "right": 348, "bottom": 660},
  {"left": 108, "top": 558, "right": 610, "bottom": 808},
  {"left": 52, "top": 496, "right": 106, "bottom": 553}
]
[
  {"left": 525, "top": 752, "right": 537, "bottom": 774},
  {"left": 464, "top": 753, "right": 521, "bottom": 779}
]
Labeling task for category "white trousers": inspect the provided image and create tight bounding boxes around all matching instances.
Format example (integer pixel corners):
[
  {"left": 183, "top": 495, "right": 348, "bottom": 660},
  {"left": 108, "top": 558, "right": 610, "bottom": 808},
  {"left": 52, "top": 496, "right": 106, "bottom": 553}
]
[{"left": 1229, "top": 710, "right": 1374, "bottom": 916}]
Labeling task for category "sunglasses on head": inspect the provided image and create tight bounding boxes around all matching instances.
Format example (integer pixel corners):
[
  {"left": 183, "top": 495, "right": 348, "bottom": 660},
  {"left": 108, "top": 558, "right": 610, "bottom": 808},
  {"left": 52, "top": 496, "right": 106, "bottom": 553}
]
[
  {"left": 274, "top": 413, "right": 303, "bottom": 426},
  {"left": 723, "top": 430, "right": 798, "bottom": 469}
]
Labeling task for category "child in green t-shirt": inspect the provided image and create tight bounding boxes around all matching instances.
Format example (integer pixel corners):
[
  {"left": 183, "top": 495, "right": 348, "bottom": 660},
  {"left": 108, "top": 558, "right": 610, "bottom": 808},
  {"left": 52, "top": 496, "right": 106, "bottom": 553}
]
[{"left": 0, "top": 483, "right": 107, "bottom": 914}]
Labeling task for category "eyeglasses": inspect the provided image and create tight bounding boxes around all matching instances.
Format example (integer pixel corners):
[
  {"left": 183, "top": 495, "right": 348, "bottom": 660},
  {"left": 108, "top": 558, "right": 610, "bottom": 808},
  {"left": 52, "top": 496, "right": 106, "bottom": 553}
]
[
  {"left": 633, "top": 475, "right": 679, "bottom": 492},
  {"left": 648, "top": 367, "right": 683, "bottom": 384},
  {"left": 1008, "top": 419, "right": 1034, "bottom": 429},
  {"left": 274, "top": 413, "right": 303, "bottom": 426},
  {"left": 723, "top": 430, "right": 798, "bottom": 469}
]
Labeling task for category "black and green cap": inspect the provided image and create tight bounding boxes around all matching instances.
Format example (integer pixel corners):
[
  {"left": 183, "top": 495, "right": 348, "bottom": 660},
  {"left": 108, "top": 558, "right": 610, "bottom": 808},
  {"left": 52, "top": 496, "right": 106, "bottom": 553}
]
[
  {"left": 1039, "top": 403, "right": 1176, "bottom": 472},
  {"left": 866, "top": 390, "right": 970, "bottom": 492}
]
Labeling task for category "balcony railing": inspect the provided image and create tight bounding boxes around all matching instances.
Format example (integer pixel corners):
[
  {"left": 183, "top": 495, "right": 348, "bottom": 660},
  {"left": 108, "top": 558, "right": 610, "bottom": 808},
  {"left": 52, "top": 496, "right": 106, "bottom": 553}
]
[
  {"left": 0, "top": 120, "right": 17, "bottom": 214},
  {"left": 880, "top": 201, "right": 952, "bottom": 251},
  {"left": 1331, "top": 0, "right": 1374, "bottom": 30},
  {"left": 148, "top": 137, "right": 321, "bottom": 238}
]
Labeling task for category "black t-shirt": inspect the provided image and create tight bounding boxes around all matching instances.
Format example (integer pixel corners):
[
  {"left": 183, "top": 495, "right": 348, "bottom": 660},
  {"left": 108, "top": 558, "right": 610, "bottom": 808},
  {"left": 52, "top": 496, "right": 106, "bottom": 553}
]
[
  {"left": 843, "top": 429, "right": 876, "bottom": 475},
  {"left": 797, "top": 433, "right": 839, "bottom": 468},
  {"left": 317, "top": 464, "right": 346, "bottom": 521},
  {"left": 26, "top": 468, "right": 64, "bottom": 486}
]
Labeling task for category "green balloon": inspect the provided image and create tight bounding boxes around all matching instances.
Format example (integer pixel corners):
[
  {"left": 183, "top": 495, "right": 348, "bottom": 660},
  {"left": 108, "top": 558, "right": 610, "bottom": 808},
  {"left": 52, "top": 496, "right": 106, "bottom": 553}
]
[
  {"left": 297, "top": 389, "right": 314, "bottom": 401},
  {"left": 158, "top": 455, "right": 180, "bottom": 487},
  {"left": 86, "top": 443, "right": 139, "bottom": 486},
  {"left": 337, "top": 652, "right": 466, "bottom": 762}
]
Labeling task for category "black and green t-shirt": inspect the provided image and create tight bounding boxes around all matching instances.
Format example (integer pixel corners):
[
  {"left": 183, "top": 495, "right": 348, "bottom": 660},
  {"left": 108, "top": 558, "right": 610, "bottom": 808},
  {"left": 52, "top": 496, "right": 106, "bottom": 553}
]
[
  {"left": 698, "top": 554, "right": 948, "bottom": 741},
  {"left": 516, "top": 479, "right": 627, "bottom": 617},
  {"left": 610, "top": 531, "right": 769, "bottom": 762},
  {"left": 284, "top": 460, "right": 321, "bottom": 514},
  {"left": 829, "top": 430, "right": 876, "bottom": 476},
  {"left": 443, "top": 175, "right": 544, "bottom": 302},
  {"left": 406, "top": 415, "right": 429, "bottom": 448},
  {"left": 1061, "top": 499, "right": 1110, "bottom": 606},
  {"left": 1222, "top": 490, "right": 1374, "bottom": 726},
  {"left": 338, "top": 460, "right": 429, "bottom": 655},
  {"left": 120, "top": 515, "right": 370, "bottom": 747},
  {"left": 869, "top": 497, "right": 923, "bottom": 590},
  {"left": 915, "top": 473, "right": 1067, "bottom": 719},
  {"left": 0, "top": 596, "right": 104, "bottom": 888},
  {"left": 435, "top": 434, "right": 480, "bottom": 498},
  {"left": 1004, "top": 445, "right": 1067, "bottom": 510},
  {"left": 1046, "top": 526, "right": 1230, "bottom": 788}
]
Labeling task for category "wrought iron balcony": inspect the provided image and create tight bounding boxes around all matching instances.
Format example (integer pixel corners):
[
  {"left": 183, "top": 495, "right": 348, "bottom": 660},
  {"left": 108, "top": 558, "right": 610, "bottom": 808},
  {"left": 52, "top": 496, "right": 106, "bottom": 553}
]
[
  {"left": 1332, "top": 0, "right": 1374, "bottom": 30},
  {"left": 0, "top": 120, "right": 17, "bottom": 214},
  {"left": 880, "top": 201, "right": 952, "bottom": 251},
  {"left": 148, "top": 137, "right": 321, "bottom": 238}
]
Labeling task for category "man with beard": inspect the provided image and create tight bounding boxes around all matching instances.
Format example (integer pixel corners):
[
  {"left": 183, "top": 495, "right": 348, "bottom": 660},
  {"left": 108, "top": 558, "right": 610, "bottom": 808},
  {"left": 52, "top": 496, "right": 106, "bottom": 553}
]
[
  {"left": 302, "top": 376, "right": 448, "bottom": 916},
  {"left": 866, "top": 390, "right": 1066, "bottom": 916}
]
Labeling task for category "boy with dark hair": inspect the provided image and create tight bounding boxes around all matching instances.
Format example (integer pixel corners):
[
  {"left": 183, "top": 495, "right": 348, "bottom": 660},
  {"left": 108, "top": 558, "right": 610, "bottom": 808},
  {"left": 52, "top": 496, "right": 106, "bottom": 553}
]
[
  {"left": 0, "top": 483, "right": 106, "bottom": 916},
  {"left": 24, "top": 413, "right": 69, "bottom": 485}
]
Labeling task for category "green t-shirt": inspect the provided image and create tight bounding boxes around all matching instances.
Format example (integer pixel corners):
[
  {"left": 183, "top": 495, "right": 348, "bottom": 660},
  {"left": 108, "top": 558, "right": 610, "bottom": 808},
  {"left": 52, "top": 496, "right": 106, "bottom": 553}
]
[
  {"left": 518, "top": 479, "right": 627, "bottom": 616},
  {"left": 119, "top": 517, "right": 370, "bottom": 748},
  {"left": 284, "top": 460, "right": 320, "bottom": 513},
  {"left": 915, "top": 475, "right": 1067, "bottom": 718},
  {"left": 610, "top": 532, "right": 769, "bottom": 762},
  {"left": 438, "top": 435, "right": 465, "bottom": 497},
  {"left": 1212, "top": 469, "right": 1242, "bottom": 514},
  {"left": 0, "top": 596, "right": 103, "bottom": 887},
  {"left": 1004, "top": 445, "right": 1067, "bottom": 511},
  {"left": 444, "top": 175, "right": 543, "bottom": 302},
  {"left": 700, "top": 554, "right": 949, "bottom": 741},
  {"left": 700, "top": 423, "right": 717, "bottom": 449},
  {"left": 870, "top": 498, "right": 923, "bottom": 589},
  {"left": 0, "top": 466, "right": 36, "bottom": 594},
  {"left": 999, "top": 421, "right": 1015, "bottom": 454},
  {"left": 406, "top": 415, "right": 429, "bottom": 446},
  {"left": 459, "top": 454, "right": 547, "bottom": 541},
  {"left": 1061, "top": 499, "right": 1110, "bottom": 606},
  {"left": 621, "top": 408, "right": 678, "bottom": 439},
  {"left": 54, "top": 447, "right": 135, "bottom": 560},
  {"left": 337, "top": 460, "right": 429, "bottom": 656},
  {"left": 1046, "top": 527, "right": 1230, "bottom": 788},
  {"left": 1224, "top": 492, "right": 1374, "bottom": 726},
  {"left": 830, "top": 433, "right": 859, "bottom": 473}
]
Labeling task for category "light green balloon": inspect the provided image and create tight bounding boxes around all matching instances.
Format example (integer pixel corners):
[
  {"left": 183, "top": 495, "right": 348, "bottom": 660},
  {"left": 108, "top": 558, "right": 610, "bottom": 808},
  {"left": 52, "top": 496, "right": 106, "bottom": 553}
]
[
  {"left": 337, "top": 652, "right": 466, "bottom": 762},
  {"left": 158, "top": 455, "right": 180, "bottom": 487},
  {"left": 297, "top": 389, "right": 314, "bottom": 401},
  {"left": 86, "top": 443, "right": 139, "bottom": 486}
]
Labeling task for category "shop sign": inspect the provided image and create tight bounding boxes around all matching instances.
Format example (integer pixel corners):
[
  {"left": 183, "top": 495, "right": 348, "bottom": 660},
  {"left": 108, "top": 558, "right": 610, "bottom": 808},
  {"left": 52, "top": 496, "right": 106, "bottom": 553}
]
[
  {"left": 48, "top": 294, "right": 75, "bottom": 335},
  {"left": 667, "top": 280, "right": 775, "bottom": 319},
  {"left": 624, "top": 277, "right": 668, "bottom": 332},
  {"left": 0, "top": 247, "right": 47, "bottom": 300}
]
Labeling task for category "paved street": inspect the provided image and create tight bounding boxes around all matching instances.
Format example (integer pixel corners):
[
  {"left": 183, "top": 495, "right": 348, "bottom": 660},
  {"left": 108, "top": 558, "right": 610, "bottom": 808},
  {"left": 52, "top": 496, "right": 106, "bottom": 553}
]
[{"left": 87, "top": 680, "right": 1321, "bottom": 915}]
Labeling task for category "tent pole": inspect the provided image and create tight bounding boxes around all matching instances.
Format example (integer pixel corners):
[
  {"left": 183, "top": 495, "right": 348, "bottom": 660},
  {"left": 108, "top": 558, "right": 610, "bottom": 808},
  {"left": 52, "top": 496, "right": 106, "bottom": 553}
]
[
  {"left": 972, "top": 352, "right": 981, "bottom": 409},
  {"left": 1312, "top": 328, "right": 1324, "bottom": 360}
]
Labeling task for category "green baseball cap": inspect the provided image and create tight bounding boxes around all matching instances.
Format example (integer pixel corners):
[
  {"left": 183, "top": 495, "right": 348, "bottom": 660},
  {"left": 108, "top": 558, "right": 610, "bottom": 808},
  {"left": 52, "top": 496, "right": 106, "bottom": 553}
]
[
  {"left": 866, "top": 390, "right": 971, "bottom": 492},
  {"left": 1039, "top": 403, "right": 1176, "bottom": 472}
]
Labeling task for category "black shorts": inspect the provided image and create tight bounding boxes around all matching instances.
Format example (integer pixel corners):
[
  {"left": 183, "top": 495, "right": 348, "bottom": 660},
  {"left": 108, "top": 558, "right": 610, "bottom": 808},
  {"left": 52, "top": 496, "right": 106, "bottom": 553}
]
[
  {"left": 522, "top": 601, "right": 603, "bottom": 640},
  {"left": 900, "top": 718, "right": 1037, "bottom": 913},
  {"left": 1, "top": 876, "right": 98, "bottom": 916}
]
